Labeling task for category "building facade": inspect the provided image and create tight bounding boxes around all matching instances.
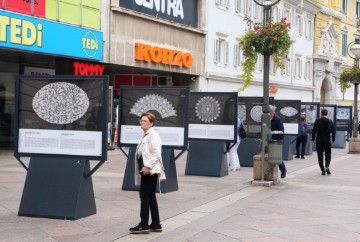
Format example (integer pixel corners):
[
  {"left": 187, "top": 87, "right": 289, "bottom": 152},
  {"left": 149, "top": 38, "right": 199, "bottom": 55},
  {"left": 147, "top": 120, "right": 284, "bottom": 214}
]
[
  {"left": 198, "top": 0, "right": 320, "bottom": 102},
  {"left": 0, "top": 0, "right": 103, "bottom": 151}
]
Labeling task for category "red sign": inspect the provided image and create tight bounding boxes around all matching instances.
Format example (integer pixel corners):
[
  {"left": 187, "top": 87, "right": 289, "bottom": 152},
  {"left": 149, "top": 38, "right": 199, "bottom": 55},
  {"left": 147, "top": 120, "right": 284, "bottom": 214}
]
[
  {"left": 5, "top": 0, "right": 45, "bottom": 18},
  {"left": 73, "top": 62, "right": 105, "bottom": 75}
]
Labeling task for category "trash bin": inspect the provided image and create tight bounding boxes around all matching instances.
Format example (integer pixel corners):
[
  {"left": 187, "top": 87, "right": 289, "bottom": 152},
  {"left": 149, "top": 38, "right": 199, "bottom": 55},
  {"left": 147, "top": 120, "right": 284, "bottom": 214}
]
[
  {"left": 267, "top": 131, "right": 283, "bottom": 165},
  {"left": 268, "top": 140, "right": 283, "bottom": 165}
]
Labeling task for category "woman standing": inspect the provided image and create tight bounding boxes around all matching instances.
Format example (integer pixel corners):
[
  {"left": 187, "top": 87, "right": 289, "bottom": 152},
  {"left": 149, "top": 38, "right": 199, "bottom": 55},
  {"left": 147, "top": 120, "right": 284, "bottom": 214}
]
[{"left": 130, "top": 112, "right": 166, "bottom": 234}]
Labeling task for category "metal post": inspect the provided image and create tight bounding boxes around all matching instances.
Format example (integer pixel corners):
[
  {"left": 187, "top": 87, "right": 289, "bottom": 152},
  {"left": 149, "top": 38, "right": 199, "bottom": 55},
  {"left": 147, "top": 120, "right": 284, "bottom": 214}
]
[
  {"left": 354, "top": 83, "right": 359, "bottom": 138},
  {"left": 260, "top": 7, "right": 272, "bottom": 181}
]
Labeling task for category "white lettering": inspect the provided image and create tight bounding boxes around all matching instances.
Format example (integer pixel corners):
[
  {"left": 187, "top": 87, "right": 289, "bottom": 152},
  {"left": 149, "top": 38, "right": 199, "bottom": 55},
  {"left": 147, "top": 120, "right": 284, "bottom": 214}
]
[
  {"left": 167, "top": 0, "right": 176, "bottom": 16},
  {"left": 143, "top": 0, "right": 152, "bottom": 9},
  {"left": 134, "top": 0, "right": 184, "bottom": 19},
  {"left": 135, "top": 0, "right": 144, "bottom": 5}
]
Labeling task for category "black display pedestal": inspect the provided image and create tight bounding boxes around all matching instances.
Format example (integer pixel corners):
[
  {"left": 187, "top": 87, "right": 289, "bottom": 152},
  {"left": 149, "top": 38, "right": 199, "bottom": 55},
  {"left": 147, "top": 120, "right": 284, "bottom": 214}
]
[
  {"left": 185, "top": 141, "right": 228, "bottom": 177},
  {"left": 122, "top": 147, "right": 178, "bottom": 193},
  {"left": 18, "top": 157, "right": 96, "bottom": 220},
  {"left": 238, "top": 138, "right": 261, "bottom": 167},
  {"left": 290, "top": 134, "right": 313, "bottom": 156}
]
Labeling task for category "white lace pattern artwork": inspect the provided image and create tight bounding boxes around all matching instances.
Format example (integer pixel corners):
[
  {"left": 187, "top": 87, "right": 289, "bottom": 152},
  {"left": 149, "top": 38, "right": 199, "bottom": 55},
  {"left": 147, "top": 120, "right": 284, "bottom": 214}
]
[
  {"left": 32, "top": 82, "right": 90, "bottom": 124},
  {"left": 250, "top": 105, "right": 263, "bottom": 122},
  {"left": 130, "top": 94, "right": 176, "bottom": 118},
  {"left": 279, "top": 107, "right": 298, "bottom": 117},
  {"left": 195, "top": 96, "right": 221, "bottom": 123}
]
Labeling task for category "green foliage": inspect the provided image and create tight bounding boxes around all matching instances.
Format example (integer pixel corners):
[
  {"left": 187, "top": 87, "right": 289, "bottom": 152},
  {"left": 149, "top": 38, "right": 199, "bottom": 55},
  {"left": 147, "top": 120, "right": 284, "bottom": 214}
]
[
  {"left": 339, "top": 68, "right": 360, "bottom": 90},
  {"left": 238, "top": 16, "right": 292, "bottom": 91}
]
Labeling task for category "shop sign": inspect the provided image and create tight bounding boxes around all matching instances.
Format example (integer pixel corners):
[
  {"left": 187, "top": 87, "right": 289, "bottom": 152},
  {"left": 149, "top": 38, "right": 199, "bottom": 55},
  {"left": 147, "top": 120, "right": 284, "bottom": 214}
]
[
  {"left": 24, "top": 66, "right": 55, "bottom": 75},
  {"left": 135, "top": 42, "right": 193, "bottom": 68},
  {"left": 0, "top": 10, "right": 103, "bottom": 61},
  {"left": 120, "top": 0, "right": 198, "bottom": 28},
  {"left": 3, "top": 0, "right": 45, "bottom": 18},
  {"left": 73, "top": 62, "right": 105, "bottom": 75}
]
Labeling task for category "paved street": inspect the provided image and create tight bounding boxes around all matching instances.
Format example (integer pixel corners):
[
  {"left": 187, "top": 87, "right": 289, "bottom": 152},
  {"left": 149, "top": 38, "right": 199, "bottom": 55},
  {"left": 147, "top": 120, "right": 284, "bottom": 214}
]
[{"left": 1, "top": 143, "right": 360, "bottom": 242}]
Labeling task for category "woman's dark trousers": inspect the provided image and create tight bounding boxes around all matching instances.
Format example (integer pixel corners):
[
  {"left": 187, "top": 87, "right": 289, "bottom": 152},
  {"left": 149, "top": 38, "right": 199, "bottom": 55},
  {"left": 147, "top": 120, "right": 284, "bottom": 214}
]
[
  {"left": 139, "top": 174, "right": 160, "bottom": 226},
  {"left": 296, "top": 135, "right": 307, "bottom": 157}
]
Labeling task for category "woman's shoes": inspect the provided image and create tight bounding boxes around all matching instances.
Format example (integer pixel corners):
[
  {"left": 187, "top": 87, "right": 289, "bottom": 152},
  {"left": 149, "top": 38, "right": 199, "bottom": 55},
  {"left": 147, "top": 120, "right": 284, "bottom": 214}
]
[
  {"left": 325, "top": 167, "right": 331, "bottom": 175},
  {"left": 321, "top": 170, "right": 325, "bottom": 175}
]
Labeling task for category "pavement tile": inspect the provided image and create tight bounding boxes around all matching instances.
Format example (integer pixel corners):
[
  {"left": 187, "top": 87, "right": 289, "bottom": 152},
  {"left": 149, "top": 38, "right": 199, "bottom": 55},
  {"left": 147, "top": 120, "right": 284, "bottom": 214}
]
[{"left": 1, "top": 144, "right": 360, "bottom": 241}]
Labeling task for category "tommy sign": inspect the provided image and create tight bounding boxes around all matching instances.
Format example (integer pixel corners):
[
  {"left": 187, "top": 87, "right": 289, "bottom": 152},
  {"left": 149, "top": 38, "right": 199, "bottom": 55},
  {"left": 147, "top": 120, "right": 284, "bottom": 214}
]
[{"left": 120, "top": 0, "right": 198, "bottom": 28}]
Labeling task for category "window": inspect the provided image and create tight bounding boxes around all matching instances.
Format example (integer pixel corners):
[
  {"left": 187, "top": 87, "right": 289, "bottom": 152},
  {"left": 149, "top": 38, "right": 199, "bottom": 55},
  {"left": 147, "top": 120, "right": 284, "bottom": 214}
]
[
  {"left": 294, "top": 56, "right": 302, "bottom": 79},
  {"left": 343, "top": 0, "right": 348, "bottom": 14},
  {"left": 296, "top": 15, "right": 302, "bottom": 37},
  {"left": 215, "top": 0, "right": 230, "bottom": 9},
  {"left": 281, "top": 59, "right": 290, "bottom": 76},
  {"left": 270, "top": 57, "right": 277, "bottom": 75},
  {"left": 256, "top": 54, "right": 263, "bottom": 72},
  {"left": 357, "top": 1, "right": 360, "bottom": 22},
  {"left": 305, "top": 58, "right": 312, "bottom": 81},
  {"left": 284, "top": 9, "right": 291, "bottom": 22},
  {"left": 305, "top": 19, "right": 313, "bottom": 40},
  {"left": 234, "top": 42, "right": 242, "bottom": 67},
  {"left": 342, "top": 33, "right": 348, "bottom": 57},
  {"left": 214, "top": 37, "right": 229, "bottom": 65},
  {"left": 254, "top": 2, "right": 261, "bottom": 19},
  {"left": 273, "top": 6, "right": 278, "bottom": 22}
]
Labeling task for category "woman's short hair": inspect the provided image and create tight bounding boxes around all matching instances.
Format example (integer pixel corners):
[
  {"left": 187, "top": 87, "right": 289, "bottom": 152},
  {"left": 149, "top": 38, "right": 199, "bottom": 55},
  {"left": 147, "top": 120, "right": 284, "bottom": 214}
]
[
  {"left": 300, "top": 115, "right": 305, "bottom": 121},
  {"left": 141, "top": 112, "right": 156, "bottom": 124}
]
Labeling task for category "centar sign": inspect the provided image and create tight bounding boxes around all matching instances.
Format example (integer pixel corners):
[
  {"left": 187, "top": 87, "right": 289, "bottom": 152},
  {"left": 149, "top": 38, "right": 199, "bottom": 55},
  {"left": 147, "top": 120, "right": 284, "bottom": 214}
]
[{"left": 135, "top": 42, "right": 193, "bottom": 68}]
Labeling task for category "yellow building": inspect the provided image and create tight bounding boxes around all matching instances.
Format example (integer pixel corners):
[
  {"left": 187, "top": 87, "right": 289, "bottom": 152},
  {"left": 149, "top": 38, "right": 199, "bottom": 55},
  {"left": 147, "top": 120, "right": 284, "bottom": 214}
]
[
  {"left": 313, "top": 0, "right": 344, "bottom": 104},
  {"left": 338, "top": 0, "right": 359, "bottom": 107}
]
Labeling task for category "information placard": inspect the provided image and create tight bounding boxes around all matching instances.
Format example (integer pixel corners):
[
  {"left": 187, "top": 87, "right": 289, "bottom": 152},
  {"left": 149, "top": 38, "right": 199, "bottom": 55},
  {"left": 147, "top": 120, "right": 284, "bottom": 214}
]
[
  {"left": 15, "top": 76, "right": 108, "bottom": 160},
  {"left": 274, "top": 100, "right": 301, "bottom": 135},
  {"left": 237, "top": 97, "right": 275, "bottom": 138},
  {"left": 188, "top": 92, "right": 237, "bottom": 142},
  {"left": 118, "top": 86, "right": 188, "bottom": 148},
  {"left": 336, "top": 106, "right": 352, "bottom": 131}
]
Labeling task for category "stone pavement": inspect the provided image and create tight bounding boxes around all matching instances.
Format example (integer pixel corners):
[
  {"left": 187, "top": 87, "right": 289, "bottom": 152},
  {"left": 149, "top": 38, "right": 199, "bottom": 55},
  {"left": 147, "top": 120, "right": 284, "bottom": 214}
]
[{"left": 1, "top": 144, "right": 360, "bottom": 242}]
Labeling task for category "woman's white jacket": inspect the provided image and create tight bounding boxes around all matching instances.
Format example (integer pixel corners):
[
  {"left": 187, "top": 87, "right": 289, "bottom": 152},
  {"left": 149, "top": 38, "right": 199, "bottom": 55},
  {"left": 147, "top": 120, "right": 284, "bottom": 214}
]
[{"left": 134, "top": 127, "right": 166, "bottom": 185}]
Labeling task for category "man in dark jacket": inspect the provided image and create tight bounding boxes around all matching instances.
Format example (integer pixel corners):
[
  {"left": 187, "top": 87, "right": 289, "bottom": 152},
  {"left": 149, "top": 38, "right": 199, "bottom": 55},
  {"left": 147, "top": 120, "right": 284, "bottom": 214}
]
[
  {"left": 312, "top": 108, "right": 336, "bottom": 175},
  {"left": 269, "top": 105, "right": 287, "bottom": 178}
]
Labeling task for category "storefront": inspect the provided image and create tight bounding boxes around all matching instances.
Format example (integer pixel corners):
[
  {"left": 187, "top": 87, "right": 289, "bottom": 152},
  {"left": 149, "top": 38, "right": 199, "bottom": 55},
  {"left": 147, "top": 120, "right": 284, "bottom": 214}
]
[{"left": 0, "top": 9, "right": 103, "bottom": 151}]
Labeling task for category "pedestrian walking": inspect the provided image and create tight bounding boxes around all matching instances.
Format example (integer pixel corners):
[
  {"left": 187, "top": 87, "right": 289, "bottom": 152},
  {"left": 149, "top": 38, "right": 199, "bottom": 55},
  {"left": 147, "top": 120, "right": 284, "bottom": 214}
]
[
  {"left": 130, "top": 112, "right": 166, "bottom": 234},
  {"left": 295, "top": 115, "right": 308, "bottom": 159},
  {"left": 228, "top": 117, "right": 243, "bottom": 171},
  {"left": 311, "top": 108, "right": 336, "bottom": 175},
  {"left": 269, "top": 105, "right": 287, "bottom": 178}
]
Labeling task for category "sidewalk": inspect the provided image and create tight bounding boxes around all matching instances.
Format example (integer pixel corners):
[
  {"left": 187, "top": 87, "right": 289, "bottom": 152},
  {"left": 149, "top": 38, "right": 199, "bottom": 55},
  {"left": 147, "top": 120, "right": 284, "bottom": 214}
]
[{"left": 1, "top": 144, "right": 360, "bottom": 242}]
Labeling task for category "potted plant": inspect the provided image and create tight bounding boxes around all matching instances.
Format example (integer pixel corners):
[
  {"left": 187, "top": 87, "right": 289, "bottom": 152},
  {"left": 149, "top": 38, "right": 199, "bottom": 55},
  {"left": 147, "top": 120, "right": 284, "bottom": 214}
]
[{"left": 238, "top": 16, "right": 292, "bottom": 90}]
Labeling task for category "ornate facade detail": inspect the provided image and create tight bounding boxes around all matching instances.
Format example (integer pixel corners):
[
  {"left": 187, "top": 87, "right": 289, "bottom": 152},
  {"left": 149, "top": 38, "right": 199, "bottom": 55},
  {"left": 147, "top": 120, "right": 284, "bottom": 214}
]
[
  {"left": 319, "top": 5, "right": 344, "bottom": 19},
  {"left": 313, "top": 22, "right": 343, "bottom": 104}
]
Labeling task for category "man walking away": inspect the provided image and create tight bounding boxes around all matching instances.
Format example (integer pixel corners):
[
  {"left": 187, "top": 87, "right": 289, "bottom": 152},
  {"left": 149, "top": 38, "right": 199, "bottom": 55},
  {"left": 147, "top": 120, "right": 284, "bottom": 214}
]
[{"left": 311, "top": 109, "right": 336, "bottom": 175}]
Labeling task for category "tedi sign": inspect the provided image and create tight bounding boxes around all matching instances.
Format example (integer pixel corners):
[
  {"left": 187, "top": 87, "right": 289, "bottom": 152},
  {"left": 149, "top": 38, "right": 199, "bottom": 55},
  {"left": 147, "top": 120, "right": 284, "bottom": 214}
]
[{"left": 120, "top": 0, "right": 198, "bottom": 28}]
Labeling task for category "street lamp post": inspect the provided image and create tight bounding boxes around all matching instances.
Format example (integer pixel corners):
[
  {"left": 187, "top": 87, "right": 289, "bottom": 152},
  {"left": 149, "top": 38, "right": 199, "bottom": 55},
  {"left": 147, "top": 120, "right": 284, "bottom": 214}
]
[
  {"left": 253, "top": 0, "right": 280, "bottom": 181},
  {"left": 347, "top": 39, "right": 360, "bottom": 138}
]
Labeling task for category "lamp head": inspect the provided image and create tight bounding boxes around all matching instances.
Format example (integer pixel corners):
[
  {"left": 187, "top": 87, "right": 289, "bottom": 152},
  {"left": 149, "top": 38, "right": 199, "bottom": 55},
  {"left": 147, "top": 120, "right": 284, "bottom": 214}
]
[
  {"left": 350, "top": 42, "right": 360, "bottom": 59},
  {"left": 253, "top": 0, "right": 280, "bottom": 7}
]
